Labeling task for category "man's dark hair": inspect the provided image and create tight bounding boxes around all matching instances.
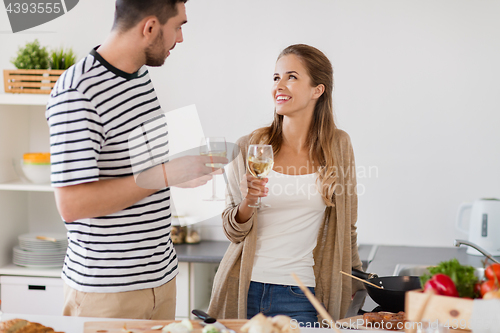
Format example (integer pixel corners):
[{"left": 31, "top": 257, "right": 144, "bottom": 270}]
[{"left": 113, "top": 0, "right": 187, "bottom": 32}]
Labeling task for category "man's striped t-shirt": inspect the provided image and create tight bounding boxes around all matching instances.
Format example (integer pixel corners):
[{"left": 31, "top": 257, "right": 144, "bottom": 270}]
[{"left": 45, "top": 48, "right": 178, "bottom": 293}]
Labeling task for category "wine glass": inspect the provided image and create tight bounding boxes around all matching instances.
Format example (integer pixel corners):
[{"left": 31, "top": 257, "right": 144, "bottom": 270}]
[
  {"left": 200, "top": 137, "right": 227, "bottom": 201},
  {"left": 247, "top": 144, "right": 274, "bottom": 208}
]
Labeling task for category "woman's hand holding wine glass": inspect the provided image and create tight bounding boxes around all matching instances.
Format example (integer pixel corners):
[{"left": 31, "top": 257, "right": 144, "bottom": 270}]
[
  {"left": 246, "top": 145, "right": 274, "bottom": 208},
  {"left": 240, "top": 174, "right": 269, "bottom": 207}
]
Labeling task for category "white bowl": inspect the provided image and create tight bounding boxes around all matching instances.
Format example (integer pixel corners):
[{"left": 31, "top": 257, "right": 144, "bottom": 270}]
[{"left": 20, "top": 163, "right": 51, "bottom": 184}]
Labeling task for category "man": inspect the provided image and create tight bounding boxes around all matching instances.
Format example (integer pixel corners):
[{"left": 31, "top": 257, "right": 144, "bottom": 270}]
[{"left": 45, "top": 0, "right": 227, "bottom": 320}]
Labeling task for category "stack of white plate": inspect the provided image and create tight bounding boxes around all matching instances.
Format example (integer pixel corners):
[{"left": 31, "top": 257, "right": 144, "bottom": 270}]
[{"left": 13, "top": 233, "right": 68, "bottom": 268}]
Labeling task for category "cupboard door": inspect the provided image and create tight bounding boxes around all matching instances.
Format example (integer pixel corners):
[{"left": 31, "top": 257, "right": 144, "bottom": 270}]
[
  {"left": 0, "top": 276, "right": 63, "bottom": 315},
  {"left": 175, "top": 262, "right": 190, "bottom": 318}
]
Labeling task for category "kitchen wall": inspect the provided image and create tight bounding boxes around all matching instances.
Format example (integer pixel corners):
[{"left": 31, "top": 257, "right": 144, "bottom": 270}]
[{"left": 1, "top": 0, "right": 499, "bottom": 247}]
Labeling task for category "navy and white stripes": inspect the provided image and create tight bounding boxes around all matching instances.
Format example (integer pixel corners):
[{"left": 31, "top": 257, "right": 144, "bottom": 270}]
[{"left": 46, "top": 48, "right": 177, "bottom": 292}]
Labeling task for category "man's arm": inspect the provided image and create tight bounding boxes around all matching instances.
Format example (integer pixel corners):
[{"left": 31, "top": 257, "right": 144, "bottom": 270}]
[
  {"left": 55, "top": 176, "right": 156, "bottom": 223},
  {"left": 55, "top": 155, "right": 227, "bottom": 222}
]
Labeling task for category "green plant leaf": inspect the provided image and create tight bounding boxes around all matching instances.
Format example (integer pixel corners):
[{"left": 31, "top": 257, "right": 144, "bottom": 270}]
[
  {"left": 50, "top": 47, "right": 77, "bottom": 70},
  {"left": 11, "top": 39, "right": 49, "bottom": 70}
]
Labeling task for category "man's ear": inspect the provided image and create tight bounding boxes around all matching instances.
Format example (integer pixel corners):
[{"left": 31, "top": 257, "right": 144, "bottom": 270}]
[
  {"left": 313, "top": 84, "right": 325, "bottom": 99},
  {"left": 142, "top": 16, "right": 159, "bottom": 40}
]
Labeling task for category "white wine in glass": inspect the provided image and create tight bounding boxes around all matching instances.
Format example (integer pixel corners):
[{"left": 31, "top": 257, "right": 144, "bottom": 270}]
[
  {"left": 247, "top": 144, "right": 274, "bottom": 208},
  {"left": 200, "top": 137, "right": 227, "bottom": 201}
]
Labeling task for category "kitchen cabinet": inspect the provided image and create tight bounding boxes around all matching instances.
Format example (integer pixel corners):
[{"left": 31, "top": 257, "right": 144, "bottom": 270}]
[
  {"left": 0, "top": 262, "right": 218, "bottom": 319},
  {"left": 176, "top": 262, "right": 219, "bottom": 318},
  {"left": 0, "top": 275, "right": 64, "bottom": 315},
  {"left": 0, "top": 93, "right": 65, "bottom": 315},
  {"left": 0, "top": 94, "right": 221, "bottom": 319}
]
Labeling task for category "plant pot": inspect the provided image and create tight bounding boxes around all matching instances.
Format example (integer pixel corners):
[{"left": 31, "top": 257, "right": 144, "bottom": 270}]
[{"left": 3, "top": 69, "right": 64, "bottom": 94}]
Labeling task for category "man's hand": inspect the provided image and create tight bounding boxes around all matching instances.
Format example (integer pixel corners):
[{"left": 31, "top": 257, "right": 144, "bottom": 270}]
[{"left": 135, "top": 155, "right": 229, "bottom": 189}]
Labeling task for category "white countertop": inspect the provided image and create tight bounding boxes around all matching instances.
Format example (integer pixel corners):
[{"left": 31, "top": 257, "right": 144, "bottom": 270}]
[
  {"left": 0, "top": 313, "right": 127, "bottom": 333},
  {"left": 0, "top": 313, "right": 390, "bottom": 333}
]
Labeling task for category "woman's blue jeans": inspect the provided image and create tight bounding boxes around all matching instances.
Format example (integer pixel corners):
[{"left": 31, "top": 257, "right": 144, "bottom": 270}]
[{"left": 247, "top": 281, "right": 318, "bottom": 325}]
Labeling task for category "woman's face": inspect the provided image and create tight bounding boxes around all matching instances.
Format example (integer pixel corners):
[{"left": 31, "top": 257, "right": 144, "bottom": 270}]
[{"left": 272, "top": 54, "right": 323, "bottom": 117}]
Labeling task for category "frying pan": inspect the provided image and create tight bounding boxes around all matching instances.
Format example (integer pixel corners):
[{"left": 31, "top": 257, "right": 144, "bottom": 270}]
[{"left": 351, "top": 268, "right": 422, "bottom": 312}]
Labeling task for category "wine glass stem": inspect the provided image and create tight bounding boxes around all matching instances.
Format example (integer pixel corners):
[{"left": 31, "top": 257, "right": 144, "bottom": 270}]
[{"left": 212, "top": 174, "right": 217, "bottom": 198}]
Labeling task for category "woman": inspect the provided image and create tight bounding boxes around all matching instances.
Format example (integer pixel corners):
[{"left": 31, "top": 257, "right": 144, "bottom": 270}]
[{"left": 208, "top": 44, "right": 364, "bottom": 323}]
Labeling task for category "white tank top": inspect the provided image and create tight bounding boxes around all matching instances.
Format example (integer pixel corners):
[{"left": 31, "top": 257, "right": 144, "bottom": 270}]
[{"left": 251, "top": 170, "right": 326, "bottom": 287}]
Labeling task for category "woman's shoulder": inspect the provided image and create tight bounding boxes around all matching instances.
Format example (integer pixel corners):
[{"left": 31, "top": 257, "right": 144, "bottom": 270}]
[
  {"left": 235, "top": 134, "right": 251, "bottom": 148},
  {"left": 335, "top": 129, "right": 353, "bottom": 148},
  {"left": 227, "top": 134, "right": 251, "bottom": 160}
]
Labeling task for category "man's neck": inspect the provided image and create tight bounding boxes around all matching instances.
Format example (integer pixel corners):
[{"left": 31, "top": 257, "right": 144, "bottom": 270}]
[{"left": 96, "top": 31, "right": 146, "bottom": 74}]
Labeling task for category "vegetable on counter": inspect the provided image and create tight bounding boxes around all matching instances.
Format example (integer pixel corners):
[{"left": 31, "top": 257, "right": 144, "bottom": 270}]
[
  {"left": 163, "top": 320, "right": 194, "bottom": 333},
  {"left": 478, "top": 263, "right": 500, "bottom": 299},
  {"left": 423, "top": 273, "right": 459, "bottom": 297},
  {"left": 485, "top": 263, "right": 500, "bottom": 282},
  {"left": 420, "top": 259, "right": 478, "bottom": 298},
  {"left": 202, "top": 324, "right": 220, "bottom": 333}
]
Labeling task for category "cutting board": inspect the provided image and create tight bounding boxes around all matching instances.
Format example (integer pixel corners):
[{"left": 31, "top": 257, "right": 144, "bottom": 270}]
[{"left": 84, "top": 319, "right": 248, "bottom": 333}]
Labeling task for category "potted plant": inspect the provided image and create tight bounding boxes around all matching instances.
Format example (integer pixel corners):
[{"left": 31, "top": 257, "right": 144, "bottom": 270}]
[
  {"left": 3, "top": 39, "right": 70, "bottom": 94},
  {"left": 50, "top": 47, "right": 77, "bottom": 70}
]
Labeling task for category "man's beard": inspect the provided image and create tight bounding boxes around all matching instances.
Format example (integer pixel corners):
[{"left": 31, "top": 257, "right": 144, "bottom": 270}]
[{"left": 145, "top": 30, "right": 168, "bottom": 67}]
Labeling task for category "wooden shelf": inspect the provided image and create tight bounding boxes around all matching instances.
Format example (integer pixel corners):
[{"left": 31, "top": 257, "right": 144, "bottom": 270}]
[
  {"left": 0, "top": 93, "right": 49, "bottom": 106},
  {"left": 0, "top": 180, "right": 53, "bottom": 192},
  {"left": 0, "top": 263, "right": 61, "bottom": 278}
]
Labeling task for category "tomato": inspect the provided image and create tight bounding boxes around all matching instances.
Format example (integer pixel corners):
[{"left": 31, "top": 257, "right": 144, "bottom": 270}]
[
  {"left": 485, "top": 264, "right": 500, "bottom": 282},
  {"left": 480, "top": 279, "right": 499, "bottom": 297}
]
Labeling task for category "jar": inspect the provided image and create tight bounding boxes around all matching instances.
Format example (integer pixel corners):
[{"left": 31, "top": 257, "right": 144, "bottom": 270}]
[
  {"left": 185, "top": 224, "right": 201, "bottom": 244},
  {"left": 171, "top": 225, "right": 186, "bottom": 244}
]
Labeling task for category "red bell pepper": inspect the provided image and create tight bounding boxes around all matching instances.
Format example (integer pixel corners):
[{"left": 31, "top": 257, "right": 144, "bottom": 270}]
[{"left": 423, "top": 273, "right": 459, "bottom": 297}]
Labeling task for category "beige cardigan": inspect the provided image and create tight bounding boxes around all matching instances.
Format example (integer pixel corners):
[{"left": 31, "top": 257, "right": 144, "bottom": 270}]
[{"left": 207, "top": 130, "right": 364, "bottom": 321}]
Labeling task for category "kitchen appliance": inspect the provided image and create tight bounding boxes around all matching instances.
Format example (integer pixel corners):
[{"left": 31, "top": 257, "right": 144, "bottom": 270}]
[
  {"left": 351, "top": 268, "right": 421, "bottom": 312},
  {"left": 456, "top": 198, "right": 500, "bottom": 256}
]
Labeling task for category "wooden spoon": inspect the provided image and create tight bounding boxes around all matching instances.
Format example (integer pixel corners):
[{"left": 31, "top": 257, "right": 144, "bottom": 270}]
[
  {"left": 339, "top": 270, "right": 384, "bottom": 289},
  {"left": 291, "top": 273, "right": 343, "bottom": 333}
]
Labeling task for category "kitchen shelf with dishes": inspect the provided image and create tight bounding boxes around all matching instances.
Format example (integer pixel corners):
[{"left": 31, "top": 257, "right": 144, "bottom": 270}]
[
  {"left": 0, "top": 92, "right": 66, "bottom": 316},
  {"left": 0, "top": 263, "right": 61, "bottom": 278},
  {"left": 0, "top": 151, "right": 53, "bottom": 191},
  {"left": 0, "top": 180, "right": 53, "bottom": 192},
  {"left": 0, "top": 232, "right": 67, "bottom": 279}
]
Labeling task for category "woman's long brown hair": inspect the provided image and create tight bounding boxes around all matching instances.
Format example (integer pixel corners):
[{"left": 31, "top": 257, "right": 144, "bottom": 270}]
[{"left": 249, "top": 44, "right": 340, "bottom": 206}]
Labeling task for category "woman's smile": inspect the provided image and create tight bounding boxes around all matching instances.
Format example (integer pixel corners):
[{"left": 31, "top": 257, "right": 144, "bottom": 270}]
[{"left": 275, "top": 94, "right": 292, "bottom": 104}]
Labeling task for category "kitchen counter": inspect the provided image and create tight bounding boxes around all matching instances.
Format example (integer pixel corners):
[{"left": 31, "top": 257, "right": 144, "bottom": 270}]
[
  {"left": 175, "top": 241, "right": 375, "bottom": 267},
  {"left": 174, "top": 240, "right": 230, "bottom": 263},
  {"left": 367, "top": 245, "right": 495, "bottom": 277},
  {"left": 0, "top": 313, "right": 379, "bottom": 333}
]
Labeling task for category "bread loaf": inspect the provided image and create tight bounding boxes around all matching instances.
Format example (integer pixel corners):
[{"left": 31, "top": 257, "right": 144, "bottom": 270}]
[{"left": 0, "top": 318, "right": 63, "bottom": 333}]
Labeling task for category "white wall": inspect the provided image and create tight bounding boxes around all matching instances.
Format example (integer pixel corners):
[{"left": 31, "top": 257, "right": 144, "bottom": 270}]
[{"left": 1, "top": 0, "right": 499, "bottom": 247}]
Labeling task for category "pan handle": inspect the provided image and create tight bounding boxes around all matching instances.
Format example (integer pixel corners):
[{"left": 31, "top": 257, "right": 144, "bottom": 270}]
[{"left": 352, "top": 268, "right": 378, "bottom": 279}]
